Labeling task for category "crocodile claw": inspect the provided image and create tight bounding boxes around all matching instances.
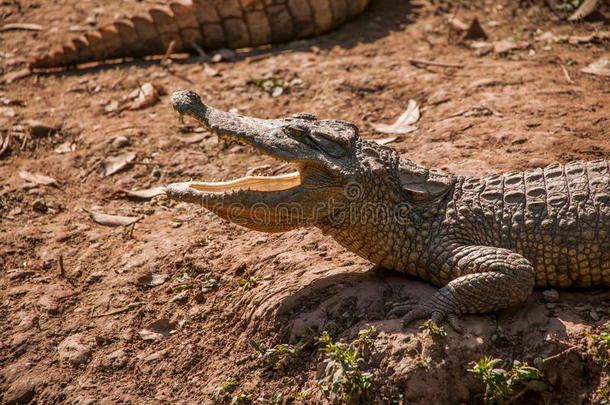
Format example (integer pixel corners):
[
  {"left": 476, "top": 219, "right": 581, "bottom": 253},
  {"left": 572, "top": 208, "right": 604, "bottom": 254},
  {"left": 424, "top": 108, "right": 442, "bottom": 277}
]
[{"left": 388, "top": 301, "right": 463, "bottom": 333}]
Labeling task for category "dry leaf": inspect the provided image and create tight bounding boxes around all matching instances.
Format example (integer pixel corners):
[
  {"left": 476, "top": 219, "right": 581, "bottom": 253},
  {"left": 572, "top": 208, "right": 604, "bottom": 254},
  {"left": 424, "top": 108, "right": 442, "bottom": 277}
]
[
  {"left": 0, "top": 68, "right": 32, "bottom": 84},
  {"left": 0, "top": 107, "right": 16, "bottom": 117},
  {"left": 100, "top": 152, "right": 135, "bottom": 176},
  {"left": 18, "top": 170, "right": 57, "bottom": 186},
  {"left": 374, "top": 136, "right": 400, "bottom": 145},
  {"left": 493, "top": 40, "right": 529, "bottom": 54},
  {"left": 86, "top": 209, "right": 142, "bottom": 227},
  {"left": 462, "top": 18, "right": 487, "bottom": 40},
  {"left": 448, "top": 17, "right": 469, "bottom": 31},
  {"left": 138, "top": 318, "right": 177, "bottom": 341},
  {"left": 180, "top": 134, "right": 206, "bottom": 144},
  {"left": 372, "top": 100, "right": 420, "bottom": 135},
  {"left": 203, "top": 64, "right": 220, "bottom": 77},
  {"left": 0, "top": 133, "right": 10, "bottom": 157},
  {"left": 0, "top": 23, "right": 43, "bottom": 32},
  {"left": 136, "top": 272, "right": 167, "bottom": 287},
  {"left": 54, "top": 141, "right": 76, "bottom": 154},
  {"left": 581, "top": 59, "right": 610, "bottom": 77},
  {"left": 124, "top": 82, "right": 165, "bottom": 111},
  {"left": 122, "top": 187, "right": 165, "bottom": 200}
]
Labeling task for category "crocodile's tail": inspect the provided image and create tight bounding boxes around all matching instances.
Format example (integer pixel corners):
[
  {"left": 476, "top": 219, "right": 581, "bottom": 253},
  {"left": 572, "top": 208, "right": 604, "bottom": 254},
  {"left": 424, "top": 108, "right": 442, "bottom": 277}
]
[{"left": 29, "top": 0, "right": 370, "bottom": 69}]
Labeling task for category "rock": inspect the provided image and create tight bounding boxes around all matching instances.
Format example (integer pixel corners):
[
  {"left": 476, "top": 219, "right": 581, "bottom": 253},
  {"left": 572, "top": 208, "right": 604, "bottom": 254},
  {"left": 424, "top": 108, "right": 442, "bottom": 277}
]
[
  {"left": 111, "top": 135, "right": 129, "bottom": 148},
  {"left": 542, "top": 289, "right": 559, "bottom": 303},
  {"left": 142, "top": 348, "right": 169, "bottom": 363},
  {"left": 37, "top": 295, "right": 60, "bottom": 315},
  {"left": 25, "top": 119, "right": 59, "bottom": 137},
  {"left": 58, "top": 335, "right": 92, "bottom": 365},
  {"left": 105, "top": 349, "right": 128, "bottom": 369},
  {"left": 32, "top": 199, "right": 48, "bottom": 213},
  {"left": 4, "top": 376, "right": 43, "bottom": 404}
]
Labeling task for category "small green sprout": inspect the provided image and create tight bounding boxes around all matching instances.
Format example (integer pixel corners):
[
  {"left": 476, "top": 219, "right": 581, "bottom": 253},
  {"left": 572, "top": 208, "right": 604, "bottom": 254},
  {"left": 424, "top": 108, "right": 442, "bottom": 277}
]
[
  {"left": 419, "top": 320, "right": 447, "bottom": 338},
  {"left": 469, "top": 357, "right": 547, "bottom": 404},
  {"left": 317, "top": 327, "right": 377, "bottom": 403}
]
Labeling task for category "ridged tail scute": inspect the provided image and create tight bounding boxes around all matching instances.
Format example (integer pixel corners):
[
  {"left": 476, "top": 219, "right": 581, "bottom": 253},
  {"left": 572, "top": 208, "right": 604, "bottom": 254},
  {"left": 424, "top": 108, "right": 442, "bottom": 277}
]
[{"left": 29, "top": 0, "right": 371, "bottom": 70}]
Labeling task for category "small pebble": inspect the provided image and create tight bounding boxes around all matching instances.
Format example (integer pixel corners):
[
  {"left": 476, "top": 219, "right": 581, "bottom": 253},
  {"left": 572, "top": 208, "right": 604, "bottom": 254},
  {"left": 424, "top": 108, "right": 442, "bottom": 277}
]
[
  {"left": 32, "top": 199, "right": 47, "bottom": 213},
  {"left": 542, "top": 289, "right": 559, "bottom": 303},
  {"left": 112, "top": 135, "right": 129, "bottom": 148},
  {"left": 589, "top": 310, "right": 600, "bottom": 321}
]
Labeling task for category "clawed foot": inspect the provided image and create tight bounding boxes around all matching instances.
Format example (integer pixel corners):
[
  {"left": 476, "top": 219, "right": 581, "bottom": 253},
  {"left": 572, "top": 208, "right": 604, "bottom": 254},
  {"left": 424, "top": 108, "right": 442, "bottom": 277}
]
[{"left": 387, "top": 299, "right": 463, "bottom": 333}]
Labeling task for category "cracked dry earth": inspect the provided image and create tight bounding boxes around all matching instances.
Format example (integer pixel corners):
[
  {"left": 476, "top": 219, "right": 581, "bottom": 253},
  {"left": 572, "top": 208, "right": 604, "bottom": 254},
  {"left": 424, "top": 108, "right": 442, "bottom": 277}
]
[{"left": 1, "top": 0, "right": 609, "bottom": 404}]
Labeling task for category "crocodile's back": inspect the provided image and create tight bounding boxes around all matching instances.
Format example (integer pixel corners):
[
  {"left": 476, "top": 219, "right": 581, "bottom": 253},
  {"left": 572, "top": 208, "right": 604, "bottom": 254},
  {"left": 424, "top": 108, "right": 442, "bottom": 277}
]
[{"left": 453, "top": 160, "right": 610, "bottom": 288}]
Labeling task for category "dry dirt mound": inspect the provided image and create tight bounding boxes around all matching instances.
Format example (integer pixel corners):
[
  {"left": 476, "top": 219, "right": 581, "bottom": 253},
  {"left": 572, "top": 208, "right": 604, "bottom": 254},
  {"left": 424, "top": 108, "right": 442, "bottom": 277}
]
[{"left": 1, "top": 0, "right": 609, "bottom": 403}]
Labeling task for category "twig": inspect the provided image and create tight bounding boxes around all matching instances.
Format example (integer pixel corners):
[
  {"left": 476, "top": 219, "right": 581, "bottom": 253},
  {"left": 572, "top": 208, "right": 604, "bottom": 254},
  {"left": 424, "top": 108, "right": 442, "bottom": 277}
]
[
  {"left": 92, "top": 302, "right": 144, "bottom": 318},
  {"left": 409, "top": 58, "right": 464, "bottom": 69},
  {"left": 129, "top": 222, "right": 136, "bottom": 239},
  {"left": 161, "top": 40, "right": 176, "bottom": 66},
  {"left": 58, "top": 255, "right": 75, "bottom": 286},
  {"left": 542, "top": 344, "right": 578, "bottom": 363},
  {"left": 560, "top": 65, "right": 574, "bottom": 84},
  {"left": 189, "top": 41, "right": 208, "bottom": 58},
  {"left": 0, "top": 133, "right": 10, "bottom": 157},
  {"left": 58, "top": 255, "right": 66, "bottom": 277}
]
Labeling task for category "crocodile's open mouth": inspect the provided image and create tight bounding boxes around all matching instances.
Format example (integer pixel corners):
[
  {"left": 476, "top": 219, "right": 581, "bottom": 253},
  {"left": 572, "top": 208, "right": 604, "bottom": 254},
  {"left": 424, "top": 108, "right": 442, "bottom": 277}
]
[
  {"left": 164, "top": 90, "right": 351, "bottom": 231},
  {"left": 184, "top": 168, "right": 301, "bottom": 194}
]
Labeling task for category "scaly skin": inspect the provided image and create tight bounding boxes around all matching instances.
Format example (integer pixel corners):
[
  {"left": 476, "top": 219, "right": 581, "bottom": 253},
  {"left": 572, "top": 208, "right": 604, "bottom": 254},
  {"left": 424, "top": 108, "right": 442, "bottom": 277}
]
[
  {"left": 29, "top": 0, "right": 370, "bottom": 69},
  {"left": 165, "top": 90, "right": 610, "bottom": 330}
]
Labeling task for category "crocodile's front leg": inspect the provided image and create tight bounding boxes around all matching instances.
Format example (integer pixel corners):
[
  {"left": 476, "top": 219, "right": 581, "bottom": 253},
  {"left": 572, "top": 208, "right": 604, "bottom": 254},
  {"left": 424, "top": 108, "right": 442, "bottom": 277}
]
[{"left": 389, "top": 246, "right": 535, "bottom": 331}]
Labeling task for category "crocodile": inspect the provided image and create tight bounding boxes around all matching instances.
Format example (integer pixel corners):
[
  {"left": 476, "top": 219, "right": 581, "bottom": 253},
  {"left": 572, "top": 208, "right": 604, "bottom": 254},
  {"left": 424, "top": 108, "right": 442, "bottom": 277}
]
[
  {"left": 29, "top": 0, "right": 370, "bottom": 69},
  {"left": 165, "top": 90, "right": 610, "bottom": 330}
]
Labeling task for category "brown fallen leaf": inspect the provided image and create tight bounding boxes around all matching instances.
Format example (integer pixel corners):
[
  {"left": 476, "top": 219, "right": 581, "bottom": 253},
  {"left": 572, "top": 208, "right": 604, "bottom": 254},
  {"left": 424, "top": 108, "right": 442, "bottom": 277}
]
[
  {"left": 123, "top": 82, "right": 165, "bottom": 111},
  {"left": 373, "top": 136, "right": 401, "bottom": 145},
  {"left": 0, "top": 133, "right": 10, "bottom": 157},
  {"left": 0, "top": 107, "right": 16, "bottom": 118},
  {"left": 372, "top": 100, "right": 420, "bottom": 135},
  {"left": 0, "top": 23, "right": 43, "bottom": 32},
  {"left": 535, "top": 31, "right": 610, "bottom": 44},
  {"left": 180, "top": 133, "right": 206, "bottom": 144},
  {"left": 581, "top": 59, "right": 610, "bottom": 77},
  {"left": 462, "top": 18, "right": 487, "bottom": 40},
  {"left": 0, "top": 68, "right": 32, "bottom": 84},
  {"left": 493, "top": 39, "right": 530, "bottom": 54},
  {"left": 121, "top": 187, "right": 165, "bottom": 200},
  {"left": 203, "top": 64, "right": 220, "bottom": 77},
  {"left": 138, "top": 318, "right": 177, "bottom": 341},
  {"left": 136, "top": 272, "right": 167, "bottom": 287},
  {"left": 18, "top": 170, "right": 57, "bottom": 186},
  {"left": 100, "top": 152, "right": 135, "bottom": 176},
  {"left": 448, "top": 17, "right": 469, "bottom": 31},
  {"left": 0, "top": 96, "right": 25, "bottom": 106},
  {"left": 54, "top": 141, "right": 76, "bottom": 154},
  {"left": 86, "top": 209, "right": 142, "bottom": 227}
]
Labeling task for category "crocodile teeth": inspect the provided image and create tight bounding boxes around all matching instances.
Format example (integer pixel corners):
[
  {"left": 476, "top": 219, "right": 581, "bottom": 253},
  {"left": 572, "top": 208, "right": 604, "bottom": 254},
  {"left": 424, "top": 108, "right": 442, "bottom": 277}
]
[{"left": 188, "top": 171, "right": 301, "bottom": 193}]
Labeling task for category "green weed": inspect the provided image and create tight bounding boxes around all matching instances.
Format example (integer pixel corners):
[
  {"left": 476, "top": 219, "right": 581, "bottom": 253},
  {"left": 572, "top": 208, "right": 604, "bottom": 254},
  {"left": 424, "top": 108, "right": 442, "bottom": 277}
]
[
  {"left": 419, "top": 320, "right": 447, "bottom": 338},
  {"left": 212, "top": 379, "right": 252, "bottom": 404},
  {"left": 317, "top": 326, "right": 377, "bottom": 403},
  {"left": 469, "top": 357, "right": 547, "bottom": 404}
]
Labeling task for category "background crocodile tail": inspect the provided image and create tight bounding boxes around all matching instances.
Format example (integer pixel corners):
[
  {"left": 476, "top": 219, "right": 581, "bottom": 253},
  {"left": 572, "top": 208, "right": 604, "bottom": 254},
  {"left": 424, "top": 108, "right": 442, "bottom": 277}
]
[{"left": 29, "top": 0, "right": 370, "bottom": 69}]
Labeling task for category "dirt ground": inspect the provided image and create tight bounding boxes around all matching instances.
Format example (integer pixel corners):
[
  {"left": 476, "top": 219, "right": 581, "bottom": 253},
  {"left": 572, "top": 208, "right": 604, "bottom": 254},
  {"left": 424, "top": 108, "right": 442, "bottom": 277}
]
[{"left": 1, "top": 0, "right": 609, "bottom": 404}]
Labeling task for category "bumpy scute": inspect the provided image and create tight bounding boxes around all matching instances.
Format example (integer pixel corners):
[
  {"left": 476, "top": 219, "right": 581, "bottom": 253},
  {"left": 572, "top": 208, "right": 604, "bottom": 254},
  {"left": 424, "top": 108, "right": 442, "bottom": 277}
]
[{"left": 29, "top": 0, "right": 371, "bottom": 69}]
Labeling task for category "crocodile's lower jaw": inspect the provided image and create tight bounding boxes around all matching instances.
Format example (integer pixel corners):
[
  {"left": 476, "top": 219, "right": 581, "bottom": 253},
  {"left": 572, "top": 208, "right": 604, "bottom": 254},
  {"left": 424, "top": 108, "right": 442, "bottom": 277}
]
[{"left": 187, "top": 171, "right": 301, "bottom": 194}]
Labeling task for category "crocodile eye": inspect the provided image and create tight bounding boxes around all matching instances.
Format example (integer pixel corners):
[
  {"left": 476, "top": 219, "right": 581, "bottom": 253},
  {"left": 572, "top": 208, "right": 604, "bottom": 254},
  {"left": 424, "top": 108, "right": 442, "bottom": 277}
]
[{"left": 285, "top": 125, "right": 307, "bottom": 138}]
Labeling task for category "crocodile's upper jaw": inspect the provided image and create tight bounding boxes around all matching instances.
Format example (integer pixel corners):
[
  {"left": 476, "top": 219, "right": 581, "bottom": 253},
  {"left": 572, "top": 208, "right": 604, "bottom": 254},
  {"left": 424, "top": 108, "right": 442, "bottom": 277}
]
[{"left": 165, "top": 90, "right": 360, "bottom": 232}]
